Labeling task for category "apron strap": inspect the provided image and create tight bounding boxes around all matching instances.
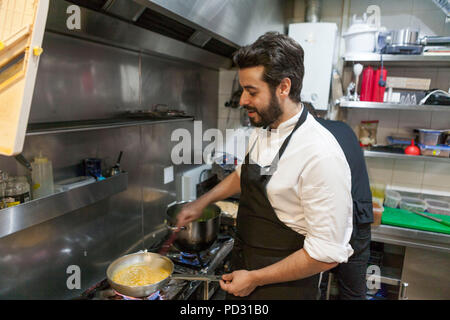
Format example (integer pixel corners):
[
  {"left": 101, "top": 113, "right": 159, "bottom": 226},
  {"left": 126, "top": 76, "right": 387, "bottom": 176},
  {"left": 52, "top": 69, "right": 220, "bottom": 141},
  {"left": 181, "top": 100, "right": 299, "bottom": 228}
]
[{"left": 262, "top": 105, "right": 308, "bottom": 176}]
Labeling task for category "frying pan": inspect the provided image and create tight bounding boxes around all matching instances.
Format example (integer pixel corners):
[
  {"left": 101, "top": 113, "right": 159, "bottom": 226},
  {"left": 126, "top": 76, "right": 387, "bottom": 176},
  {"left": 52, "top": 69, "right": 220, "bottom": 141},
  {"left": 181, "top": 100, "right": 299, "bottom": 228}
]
[{"left": 106, "top": 250, "right": 222, "bottom": 298}]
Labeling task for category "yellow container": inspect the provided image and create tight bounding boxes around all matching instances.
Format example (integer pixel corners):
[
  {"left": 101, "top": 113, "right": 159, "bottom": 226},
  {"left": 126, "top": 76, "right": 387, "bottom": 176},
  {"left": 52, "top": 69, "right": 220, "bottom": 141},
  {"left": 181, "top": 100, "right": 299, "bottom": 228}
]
[{"left": 370, "top": 184, "right": 386, "bottom": 203}]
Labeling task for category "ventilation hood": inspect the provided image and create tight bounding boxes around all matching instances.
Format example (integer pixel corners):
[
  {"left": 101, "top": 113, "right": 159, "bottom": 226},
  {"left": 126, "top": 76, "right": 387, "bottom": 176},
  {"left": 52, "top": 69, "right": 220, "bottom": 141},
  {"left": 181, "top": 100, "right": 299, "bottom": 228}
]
[
  {"left": 55, "top": 0, "right": 285, "bottom": 67},
  {"left": 48, "top": 0, "right": 232, "bottom": 69},
  {"left": 133, "top": 0, "right": 286, "bottom": 48}
]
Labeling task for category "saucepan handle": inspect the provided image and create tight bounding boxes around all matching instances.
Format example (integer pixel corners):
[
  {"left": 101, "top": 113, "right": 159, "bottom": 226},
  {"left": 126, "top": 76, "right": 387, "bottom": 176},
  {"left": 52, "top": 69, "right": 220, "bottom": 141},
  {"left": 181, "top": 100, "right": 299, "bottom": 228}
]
[
  {"left": 167, "top": 225, "right": 186, "bottom": 231},
  {"left": 171, "top": 274, "right": 223, "bottom": 282}
]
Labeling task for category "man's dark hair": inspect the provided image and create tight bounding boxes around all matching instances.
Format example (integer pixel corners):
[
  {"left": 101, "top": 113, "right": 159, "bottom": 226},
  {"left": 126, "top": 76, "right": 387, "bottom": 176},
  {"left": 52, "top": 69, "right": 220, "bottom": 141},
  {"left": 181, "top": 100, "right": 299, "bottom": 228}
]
[{"left": 232, "top": 31, "right": 304, "bottom": 103}]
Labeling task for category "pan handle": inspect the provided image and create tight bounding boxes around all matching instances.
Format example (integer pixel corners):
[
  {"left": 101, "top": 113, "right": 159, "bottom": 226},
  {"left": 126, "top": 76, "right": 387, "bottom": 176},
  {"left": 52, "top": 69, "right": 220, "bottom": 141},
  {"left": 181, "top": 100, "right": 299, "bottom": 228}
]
[
  {"left": 171, "top": 274, "right": 223, "bottom": 282},
  {"left": 167, "top": 225, "right": 186, "bottom": 231}
]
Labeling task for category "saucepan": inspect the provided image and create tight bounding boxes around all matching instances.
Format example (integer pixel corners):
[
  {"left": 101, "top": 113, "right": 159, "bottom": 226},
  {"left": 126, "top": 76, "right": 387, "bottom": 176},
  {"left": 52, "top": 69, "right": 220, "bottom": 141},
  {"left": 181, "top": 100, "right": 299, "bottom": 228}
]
[
  {"left": 106, "top": 251, "right": 223, "bottom": 298},
  {"left": 165, "top": 201, "right": 221, "bottom": 253}
]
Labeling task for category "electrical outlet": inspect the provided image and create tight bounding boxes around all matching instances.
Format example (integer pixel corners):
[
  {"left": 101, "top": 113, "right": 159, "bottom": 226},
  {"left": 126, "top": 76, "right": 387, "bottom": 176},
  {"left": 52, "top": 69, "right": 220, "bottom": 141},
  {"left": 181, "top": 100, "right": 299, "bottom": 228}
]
[{"left": 164, "top": 166, "right": 174, "bottom": 184}]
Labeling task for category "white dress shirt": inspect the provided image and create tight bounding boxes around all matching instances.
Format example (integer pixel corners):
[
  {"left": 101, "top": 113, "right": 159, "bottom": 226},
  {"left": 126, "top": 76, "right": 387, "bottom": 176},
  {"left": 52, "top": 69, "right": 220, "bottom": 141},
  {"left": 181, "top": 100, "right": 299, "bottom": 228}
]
[{"left": 235, "top": 108, "right": 354, "bottom": 263}]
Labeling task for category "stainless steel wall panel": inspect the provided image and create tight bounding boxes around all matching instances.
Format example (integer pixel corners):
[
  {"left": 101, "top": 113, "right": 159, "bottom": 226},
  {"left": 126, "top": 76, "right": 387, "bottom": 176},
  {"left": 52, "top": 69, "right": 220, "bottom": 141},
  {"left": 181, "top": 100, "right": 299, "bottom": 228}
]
[
  {"left": 0, "top": 13, "right": 219, "bottom": 297},
  {"left": 140, "top": 53, "right": 218, "bottom": 126},
  {"left": 30, "top": 32, "right": 141, "bottom": 123}
]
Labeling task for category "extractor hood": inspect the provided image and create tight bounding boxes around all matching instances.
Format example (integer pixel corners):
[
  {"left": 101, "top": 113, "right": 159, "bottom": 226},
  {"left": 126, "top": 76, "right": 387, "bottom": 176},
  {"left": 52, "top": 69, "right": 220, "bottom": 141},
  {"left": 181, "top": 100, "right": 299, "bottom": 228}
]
[
  {"left": 49, "top": 0, "right": 232, "bottom": 69},
  {"left": 65, "top": 0, "right": 285, "bottom": 59},
  {"left": 134, "top": 0, "right": 286, "bottom": 48}
]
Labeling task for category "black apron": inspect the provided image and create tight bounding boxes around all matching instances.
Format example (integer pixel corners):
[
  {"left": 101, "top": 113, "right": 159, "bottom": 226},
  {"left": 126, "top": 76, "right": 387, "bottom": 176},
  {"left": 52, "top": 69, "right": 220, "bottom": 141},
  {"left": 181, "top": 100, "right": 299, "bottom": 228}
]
[{"left": 227, "top": 107, "right": 320, "bottom": 300}]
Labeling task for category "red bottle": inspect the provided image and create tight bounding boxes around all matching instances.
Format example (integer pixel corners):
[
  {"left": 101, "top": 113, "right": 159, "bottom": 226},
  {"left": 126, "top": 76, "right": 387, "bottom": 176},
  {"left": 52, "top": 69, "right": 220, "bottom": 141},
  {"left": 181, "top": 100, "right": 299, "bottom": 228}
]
[
  {"left": 360, "top": 67, "right": 374, "bottom": 101},
  {"left": 372, "top": 68, "right": 387, "bottom": 102}
]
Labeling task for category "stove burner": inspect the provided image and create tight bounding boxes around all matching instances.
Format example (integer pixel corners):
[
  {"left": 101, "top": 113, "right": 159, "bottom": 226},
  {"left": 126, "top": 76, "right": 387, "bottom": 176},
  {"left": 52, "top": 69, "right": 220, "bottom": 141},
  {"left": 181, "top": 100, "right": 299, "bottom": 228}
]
[
  {"left": 179, "top": 252, "right": 205, "bottom": 267},
  {"left": 113, "top": 289, "right": 162, "bottom": 300}
]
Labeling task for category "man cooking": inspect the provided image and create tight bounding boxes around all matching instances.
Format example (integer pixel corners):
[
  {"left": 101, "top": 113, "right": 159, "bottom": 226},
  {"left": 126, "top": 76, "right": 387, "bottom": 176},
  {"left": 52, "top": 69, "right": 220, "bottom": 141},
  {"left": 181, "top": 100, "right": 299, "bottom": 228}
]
[{"left": 176, "top": 32, "right": 354, "bottom": 300}]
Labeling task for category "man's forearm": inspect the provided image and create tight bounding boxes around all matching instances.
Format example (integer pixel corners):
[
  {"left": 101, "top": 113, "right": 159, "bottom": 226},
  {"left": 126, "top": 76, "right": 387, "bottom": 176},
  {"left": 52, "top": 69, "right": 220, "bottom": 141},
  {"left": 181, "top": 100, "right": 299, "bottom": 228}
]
[
  {"left": 196, "top": 171, "right": 241, "bottom": 207},
  {"left": 251, "top": 249, "right": 338, "bottom": 286}
]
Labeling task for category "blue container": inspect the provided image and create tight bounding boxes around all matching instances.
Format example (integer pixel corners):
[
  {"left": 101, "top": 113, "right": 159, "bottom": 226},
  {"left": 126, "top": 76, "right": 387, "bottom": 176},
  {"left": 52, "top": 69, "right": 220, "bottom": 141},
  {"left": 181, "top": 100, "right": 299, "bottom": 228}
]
[{"left": 83, "top": 158, "right": 102, "bottom": 179}]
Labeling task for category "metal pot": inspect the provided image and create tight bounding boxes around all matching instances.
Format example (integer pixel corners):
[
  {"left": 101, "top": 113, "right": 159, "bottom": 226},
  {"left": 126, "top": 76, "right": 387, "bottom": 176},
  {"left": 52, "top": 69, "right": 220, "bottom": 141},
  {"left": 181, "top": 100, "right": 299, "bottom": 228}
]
[
  {"left": 106, "top": 251, "right": 221, "bottom": 298},
  {"left": 166, "top": 201, "right": 221, "bottom": 253},
  {"left": 391, "top": 28, "right": 419, "bottom": 45}
]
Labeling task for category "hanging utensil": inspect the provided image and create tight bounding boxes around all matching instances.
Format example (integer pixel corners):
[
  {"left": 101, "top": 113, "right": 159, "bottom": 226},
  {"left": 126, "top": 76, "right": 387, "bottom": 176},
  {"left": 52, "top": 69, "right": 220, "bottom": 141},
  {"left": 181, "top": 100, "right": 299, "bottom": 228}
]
[{"left": 109, "top": 151, "right": 123, "bottom": 176}]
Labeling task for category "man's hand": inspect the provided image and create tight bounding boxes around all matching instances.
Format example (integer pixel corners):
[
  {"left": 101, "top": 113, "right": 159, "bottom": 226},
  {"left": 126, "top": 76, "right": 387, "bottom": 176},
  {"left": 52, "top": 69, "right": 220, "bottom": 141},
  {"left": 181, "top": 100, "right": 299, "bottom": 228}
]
[
  {"left": 219, "top": 270, "right": 259, "bottom": 297},
  {"left": 175, "top": 200, "right": 205, "bottom": 229}
]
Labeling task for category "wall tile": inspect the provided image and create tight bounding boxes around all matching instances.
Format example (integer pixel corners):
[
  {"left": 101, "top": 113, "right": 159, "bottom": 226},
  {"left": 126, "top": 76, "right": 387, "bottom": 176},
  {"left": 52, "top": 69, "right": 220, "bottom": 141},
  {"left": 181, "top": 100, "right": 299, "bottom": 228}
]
[
  {"left": 379, "top": 0, "right": 413, "bottom": 14},
  {"left": 396, "top": 110, "right": 432, "bottom": 136},
  {"left": 430, "top": 111, "right": 450, "bottom": 130},
  {"left": 422, "top": 161, "right": 450, "bottom": 189},
  {"left": 365, "top": 157, "right": 394, "bottom": 185},
  {"left": 435, "top": 68, "right": 450, "bottom": 92},
  {"left": 381, "top": 14, "right": 412, "bottom": 30},
  {"left": 368, "top": 109, "right": 399, "bottom": 144},
  {"left": 412, "top": 0, "right": 442, "bottom": 12},
  {"left": 410, "top": 9, "right": 446, "bottom": 37},
  {"left": 391, "top": 159, "right": 425, "bottom": 186}
]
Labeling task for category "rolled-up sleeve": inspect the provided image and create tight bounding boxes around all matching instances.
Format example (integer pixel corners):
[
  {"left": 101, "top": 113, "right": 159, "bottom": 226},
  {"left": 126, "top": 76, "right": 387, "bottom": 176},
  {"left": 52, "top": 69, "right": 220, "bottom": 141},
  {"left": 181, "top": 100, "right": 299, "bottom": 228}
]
[{"left": 300, "top": 154, "right": 354, "bottom": 264}]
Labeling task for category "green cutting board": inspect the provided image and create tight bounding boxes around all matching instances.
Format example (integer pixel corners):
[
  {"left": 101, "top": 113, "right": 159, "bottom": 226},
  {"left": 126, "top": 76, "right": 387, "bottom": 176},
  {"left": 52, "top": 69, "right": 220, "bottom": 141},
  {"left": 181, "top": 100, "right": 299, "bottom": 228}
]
[{"left": 381, "top": 207, "right": 450, "bottom": 235}]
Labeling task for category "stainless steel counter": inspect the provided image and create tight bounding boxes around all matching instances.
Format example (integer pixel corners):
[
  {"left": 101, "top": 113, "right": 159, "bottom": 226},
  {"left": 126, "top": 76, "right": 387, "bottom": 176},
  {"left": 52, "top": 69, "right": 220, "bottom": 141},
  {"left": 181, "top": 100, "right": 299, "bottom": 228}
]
[{"left": 371, "top": 224, "right": 450, "bottom": 254}]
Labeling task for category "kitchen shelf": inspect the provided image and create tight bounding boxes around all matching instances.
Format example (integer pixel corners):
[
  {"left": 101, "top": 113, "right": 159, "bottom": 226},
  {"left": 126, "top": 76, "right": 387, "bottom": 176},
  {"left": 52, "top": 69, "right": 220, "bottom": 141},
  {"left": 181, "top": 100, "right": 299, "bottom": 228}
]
[
  {"left": 26, "top": 116, "right": 195, "bottom": 136},
  {"left": 344, "top": 53, "right": 450, "bottom": 66},
  {"left": 364, "top": 150, "right": 450, "bottom": 163},
  {"left": 0, "top": 172, "right": 128, "bottom": 239},
  {"left": 340, "top": 101, "right": 450, "bottom": 112}
]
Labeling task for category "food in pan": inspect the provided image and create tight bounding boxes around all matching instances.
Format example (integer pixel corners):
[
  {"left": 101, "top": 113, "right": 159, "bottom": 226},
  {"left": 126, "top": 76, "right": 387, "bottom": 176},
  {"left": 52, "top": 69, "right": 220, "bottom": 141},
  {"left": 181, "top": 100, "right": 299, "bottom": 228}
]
[
  {"left": 215, "top": 201, "right": 239, "bottom": 218},
  {"left": 196, "top": 206, "right": 219, "bottom": 222},
  {"left": 112, "top": 264, "right": 170, "bottom": 286}
]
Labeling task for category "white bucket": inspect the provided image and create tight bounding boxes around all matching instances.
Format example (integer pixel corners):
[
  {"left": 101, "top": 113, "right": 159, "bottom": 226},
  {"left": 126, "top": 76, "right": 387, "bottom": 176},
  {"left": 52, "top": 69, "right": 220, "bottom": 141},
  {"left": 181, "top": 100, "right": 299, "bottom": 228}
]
[{"left": 343, "top": 29, "right": 378, "bottom": 54}]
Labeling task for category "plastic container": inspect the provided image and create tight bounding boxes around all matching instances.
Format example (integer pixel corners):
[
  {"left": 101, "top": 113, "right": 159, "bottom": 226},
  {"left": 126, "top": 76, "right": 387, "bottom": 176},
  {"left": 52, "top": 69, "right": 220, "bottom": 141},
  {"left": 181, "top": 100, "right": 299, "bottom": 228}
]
[
  {"left": 343, "top": 15, "right": 378, "bottom": 54},
  {"left": 400, "top": 197, "right": 427, "bottom": 213},
  {"left": 417, "top": 129, "right": 445, "bottom": 146},
  {"left": 387, "top": 136, "right": 414, "bottom": 146},
  {"left": 372, "top": 197, "right": 384, "bottom": 226},
  {"left": 384, "top": 190, "right": 401, "bottom": 208},
  {"left": 425, "top": 199, "right": 450, "bottom": 216},
  {"left": 3, "top": 176, "right": 31, "bottom": 207},
  {"left": 418, "top": 144, "right": 450, "bottom": 158},
  {"left": 370, "top": 183, "right": 386, "bottom": 202},
  {"left": 31, "top": 153, "right": 54, "bottom": 199}
]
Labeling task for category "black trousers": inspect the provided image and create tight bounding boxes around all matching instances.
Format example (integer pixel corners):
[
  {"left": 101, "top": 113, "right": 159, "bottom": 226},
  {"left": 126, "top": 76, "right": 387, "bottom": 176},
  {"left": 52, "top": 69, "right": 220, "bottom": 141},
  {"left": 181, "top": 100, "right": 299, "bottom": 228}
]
[{"left": 320, "top": 223, "right": 371, "bottom": 300}]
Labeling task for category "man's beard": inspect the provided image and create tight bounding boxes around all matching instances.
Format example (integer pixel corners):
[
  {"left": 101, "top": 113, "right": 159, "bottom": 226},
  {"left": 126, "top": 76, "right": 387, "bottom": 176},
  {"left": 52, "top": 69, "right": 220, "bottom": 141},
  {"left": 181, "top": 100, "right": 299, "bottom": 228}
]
[{"left": 245, "top": 90, "right": 283, "bottom": 128}]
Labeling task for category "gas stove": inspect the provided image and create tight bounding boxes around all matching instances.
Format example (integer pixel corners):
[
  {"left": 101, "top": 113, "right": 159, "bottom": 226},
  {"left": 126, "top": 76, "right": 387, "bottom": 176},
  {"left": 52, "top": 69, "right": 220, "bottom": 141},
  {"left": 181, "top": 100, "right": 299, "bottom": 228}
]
[{"left": 78, "top": 234, "right": 234, "bottom": 300}]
